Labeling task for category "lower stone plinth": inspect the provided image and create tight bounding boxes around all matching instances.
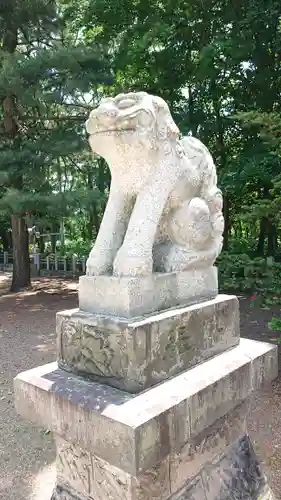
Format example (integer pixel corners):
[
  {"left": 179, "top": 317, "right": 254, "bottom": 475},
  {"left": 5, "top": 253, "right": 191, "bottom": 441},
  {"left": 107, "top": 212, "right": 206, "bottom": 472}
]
[
  {"left": 14, "top": 339, "right": 277, "bottom": 500},
  {"left": 50, "top": 434, "right": 274, "bottom": 500},
  {"left": 57, "top": 294, "right": 239, "bottom": 393}
]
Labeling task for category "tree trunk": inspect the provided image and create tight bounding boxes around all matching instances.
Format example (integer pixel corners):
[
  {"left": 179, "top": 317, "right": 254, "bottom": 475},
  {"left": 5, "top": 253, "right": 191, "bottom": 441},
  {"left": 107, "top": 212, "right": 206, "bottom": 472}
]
[
  {"left": 256, "top": 217, "right": 267, "bottom": 256},
  {"left": 10, "top": 215, "right": 30, "bottom": 292},
  {"left": 2, "top": 25, "right": 31, "bottom": 291},
  {"left": 51, "top": 223, "right": 57, "bottom": 253},
  {"left": 87, "top": 168, "right": 95, "bottom": 241},
  {"left": 38, "top": 234, "right": 45, "bottom": 254},
  {"left": 223, "top": 195, "right": 230, "bottom": 250},
  {"left": 211, "top": 82, "right": 229, "bottom": 251},
  {"left": 267, "top": 220, "right": 276, "bottom": 258},
  {"left": 188, "top": 85, "right": 198, "bottom": 137},
  {"left": 97, "top": 158, "right": 110, "bottom": 210},
  {"left": 92, "top": 204, "right": 101, "bottom": 238}
]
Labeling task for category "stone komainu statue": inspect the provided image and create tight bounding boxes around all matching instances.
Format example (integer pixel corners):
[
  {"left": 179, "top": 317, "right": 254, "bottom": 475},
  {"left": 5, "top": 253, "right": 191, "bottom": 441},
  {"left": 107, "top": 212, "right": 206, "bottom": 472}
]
[{"left": 85, "top": 92, "right": 224, "bottom": 277}]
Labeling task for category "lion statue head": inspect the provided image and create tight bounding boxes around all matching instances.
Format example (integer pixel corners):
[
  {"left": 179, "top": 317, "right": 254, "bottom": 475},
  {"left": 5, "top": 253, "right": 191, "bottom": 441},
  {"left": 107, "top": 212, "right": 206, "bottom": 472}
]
[{"left": 86, "top": 92, "right": 180, "bottom": 159}]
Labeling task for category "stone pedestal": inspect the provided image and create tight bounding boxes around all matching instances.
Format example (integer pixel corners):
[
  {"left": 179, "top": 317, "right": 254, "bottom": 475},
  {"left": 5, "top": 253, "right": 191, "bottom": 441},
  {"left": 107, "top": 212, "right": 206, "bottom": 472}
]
[
  {"left": 14, "top": 289, "right": 277, "bottom": 499},
  {"left": 57, "top": 294, "right": 239, "bottom": 393},
  {"left": 15, "top": 338, "right": 276, "bottom": 499}
]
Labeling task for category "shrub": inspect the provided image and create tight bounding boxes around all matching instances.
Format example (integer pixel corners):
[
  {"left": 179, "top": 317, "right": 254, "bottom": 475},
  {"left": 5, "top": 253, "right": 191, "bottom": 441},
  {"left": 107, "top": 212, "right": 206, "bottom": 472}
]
[{"left": 218, "top": 252, "right": 281, "bottom": 305}]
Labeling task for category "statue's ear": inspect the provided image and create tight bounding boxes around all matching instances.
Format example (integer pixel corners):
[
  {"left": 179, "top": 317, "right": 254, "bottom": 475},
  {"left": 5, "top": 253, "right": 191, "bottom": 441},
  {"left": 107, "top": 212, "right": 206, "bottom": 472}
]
[
  {"left": 166, "top": 119, "right": 179, "bottom": 138},
  {"left": 158, "top": 115, "right": 179, "bottom": 140},
  {"left": 152, "top": 96, "right": 179, "bottom": 140}
]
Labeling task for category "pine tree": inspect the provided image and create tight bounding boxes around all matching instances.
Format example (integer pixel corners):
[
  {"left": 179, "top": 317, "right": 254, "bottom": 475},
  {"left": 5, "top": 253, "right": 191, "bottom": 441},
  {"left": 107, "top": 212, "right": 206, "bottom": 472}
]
[{"left": 0, "top": 0, "right": 111, "bottom": 291}]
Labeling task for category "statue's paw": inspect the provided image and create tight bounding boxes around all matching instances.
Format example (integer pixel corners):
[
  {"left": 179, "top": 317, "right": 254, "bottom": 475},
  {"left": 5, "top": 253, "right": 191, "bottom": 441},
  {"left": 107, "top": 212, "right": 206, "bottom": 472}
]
[
  {"left": 164, "top": 245, "right": 217, "bottom": 272},
  {"left": 164, "top": 246, "right": 197, "bottom": 272},
  {"left": 113, "top": 248, "right": 153, "bottom": 277},
  {"left": 86, "top": 251, "right": 112, "bottom": 276}
]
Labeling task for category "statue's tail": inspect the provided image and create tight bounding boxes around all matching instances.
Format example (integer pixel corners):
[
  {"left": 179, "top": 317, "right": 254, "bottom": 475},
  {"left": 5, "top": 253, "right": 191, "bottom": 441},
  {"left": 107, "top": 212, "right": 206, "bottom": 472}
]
[
  {"left": 181, "top": 136, "right": 224, "bottom": 242},
  {"left": 180, "top": 136, "right": 217, "bottom": 190}
]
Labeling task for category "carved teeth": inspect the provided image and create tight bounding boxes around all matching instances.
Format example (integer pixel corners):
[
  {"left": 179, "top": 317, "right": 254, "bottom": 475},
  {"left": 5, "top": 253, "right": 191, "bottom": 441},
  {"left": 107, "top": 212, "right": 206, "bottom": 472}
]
[{"left": 91, "top": 128, "right": 136, "bottom": 136}]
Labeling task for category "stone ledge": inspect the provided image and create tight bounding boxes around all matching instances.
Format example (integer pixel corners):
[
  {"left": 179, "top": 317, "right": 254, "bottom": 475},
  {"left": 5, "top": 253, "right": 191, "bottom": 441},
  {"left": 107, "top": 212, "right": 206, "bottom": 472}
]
[
  {"left": 78, "top": 267, "right": 218, "bottom": 318},
  {"left": 57, "top": 294, "right": 240, "bottom": 393},
  {"left": 14, "top": 338, "right": 277, "bottom": 476}
]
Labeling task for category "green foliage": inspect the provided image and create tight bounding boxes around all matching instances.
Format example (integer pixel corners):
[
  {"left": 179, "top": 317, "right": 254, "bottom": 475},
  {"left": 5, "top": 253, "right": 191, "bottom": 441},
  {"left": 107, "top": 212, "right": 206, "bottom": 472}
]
[
  {"left": 268, "top": 317, "right": 281, "bottom": 332},
  {"left": 219, "top": 251, "right": 281, "bottom": 306},
  {"left": 218, "top": 253, "right": 270, "bottom": 293},
  {"left": 0, "top": 0, "right": 112, "bottom": 257},
  {"left": 71, "top": 0, "right": 281, "bottom": 263},
  {"left": 0, "top": 45, "right": 111, "bottom": 213},
  {"left": 57, "top": 237, "right": 92, "bottom": 257},
  {"left": 1, "top": 0, "right": 281, "bottom": 296}
]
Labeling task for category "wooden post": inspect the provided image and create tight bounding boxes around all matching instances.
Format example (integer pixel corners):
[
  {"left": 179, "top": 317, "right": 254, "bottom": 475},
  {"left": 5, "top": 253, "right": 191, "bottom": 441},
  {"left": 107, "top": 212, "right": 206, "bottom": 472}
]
[{"left": 72, "top": 255, "right": 77, "bottom": 278}]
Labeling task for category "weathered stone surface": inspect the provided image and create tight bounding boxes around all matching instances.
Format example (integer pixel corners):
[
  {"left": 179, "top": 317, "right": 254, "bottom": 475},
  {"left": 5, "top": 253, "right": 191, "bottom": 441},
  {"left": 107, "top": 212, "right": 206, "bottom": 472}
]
[
  {"left": 169, "top": 402, "right": 248, "bottom": 494},
  {"left": 14, "top": 363, "right": 136, "bottom": 474},
  {"left": 51, "top": 485, "right": 81, "bottom": 500},
  {"left": 85, "top": 92, "right": 224, "bottom": 279},
  {"left": 57, "top": 437, "right": 132, "bottom": 500},
  {"left": 56, "top": 436, "right": 171, "bottom": 500},
  {"left": 200, "top": 435, "right": 272, "bottom": 500},
  {"left": 57, "top": 438, "right": 92, "bottom": 496},
  {"left": 79, "top": 268, "right": 218, "bottom": 318},
  {"left": 169, "top": 435, "right": 275, "bottom": 500},
  {"left": 189, "top": 356, "right": 250, "bottom": 437},
  {"left": 58, "top": 294, "right": 239, "bottom": 393},
  {"left": 14, "top": 339, "right": 277, "bottom": 476},
  {"left": 171, "top": 476, "right": 207, "bottom": 500},
  {"left": 52, "top": 431, "right": 275, "bottom": 500},
  {"left": 239, "top": 337, "right": 278, "bottom": 391}
]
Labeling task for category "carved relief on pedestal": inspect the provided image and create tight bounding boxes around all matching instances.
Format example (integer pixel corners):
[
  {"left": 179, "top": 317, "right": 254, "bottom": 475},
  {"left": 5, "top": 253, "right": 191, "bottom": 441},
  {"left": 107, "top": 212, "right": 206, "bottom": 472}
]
[
  {"left": 55, "top": 437, "right": 170, "bottom": 500},
  {"left": 56, "top": 437, "right": 132, "bottom": 500}
]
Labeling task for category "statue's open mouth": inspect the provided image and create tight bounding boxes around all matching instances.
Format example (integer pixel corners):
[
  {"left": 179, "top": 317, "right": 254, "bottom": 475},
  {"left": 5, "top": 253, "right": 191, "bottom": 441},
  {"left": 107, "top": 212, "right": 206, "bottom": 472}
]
[
  {"left": 90, "top": 127, "right": 136, "bottom": 136},
  {"left": 87, "top": 109, "right": 150, "bottom": 137}
]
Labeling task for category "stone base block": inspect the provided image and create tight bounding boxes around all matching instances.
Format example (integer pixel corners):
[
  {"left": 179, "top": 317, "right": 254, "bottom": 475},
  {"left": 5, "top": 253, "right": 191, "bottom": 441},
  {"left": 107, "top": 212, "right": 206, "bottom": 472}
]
[
  {"left": 57, "top": 294, "right": 239, "bottom": 393},
  {"left": 15, "top": 339, "right": 277, "bottom": 479},
  {"left": 78, "top": 267, "right": 218, "bottom": 318},
  {"left": 15, "top": 338, "right": 277, "bottom": 500}
]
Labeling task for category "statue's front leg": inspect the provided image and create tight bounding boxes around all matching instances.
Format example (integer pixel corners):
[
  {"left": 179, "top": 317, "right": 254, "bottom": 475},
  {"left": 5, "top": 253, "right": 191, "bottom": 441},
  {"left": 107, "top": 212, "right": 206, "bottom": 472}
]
[
  {"left": 113, "top": 165, "right": 180, "bottom": 277},
  {"left": 87, "top": 188, "right": 134, "bottom": 276}
]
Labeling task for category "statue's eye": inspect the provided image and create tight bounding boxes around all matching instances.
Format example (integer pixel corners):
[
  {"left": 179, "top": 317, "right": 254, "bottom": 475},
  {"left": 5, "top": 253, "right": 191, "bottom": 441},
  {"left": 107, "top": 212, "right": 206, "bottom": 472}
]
[
  {"left": 118, "top": 99, "right": 135, "bottom": 109},
  {"left": 100, "top": 97, "right": 114, "bottom": 105},
  {"left": 138, "top": 110, "right": 154, "bottom": 128}
]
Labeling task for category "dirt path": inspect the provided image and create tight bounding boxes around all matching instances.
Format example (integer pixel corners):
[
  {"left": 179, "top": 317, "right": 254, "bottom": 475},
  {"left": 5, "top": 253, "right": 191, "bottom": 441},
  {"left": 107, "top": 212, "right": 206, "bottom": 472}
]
[
  {"left": 0, "top": 278, "right": 77, "bottom": 500},
  {"left": 0, "top": 279, "right": 280, "bottom": 499}
]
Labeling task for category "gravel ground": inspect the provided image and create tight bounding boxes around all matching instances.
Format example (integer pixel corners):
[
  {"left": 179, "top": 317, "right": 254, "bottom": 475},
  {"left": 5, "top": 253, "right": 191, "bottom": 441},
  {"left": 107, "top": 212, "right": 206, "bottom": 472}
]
[
  {"left": 0, "top": 278, "right": 280, "bottom": 499},
  {"left": 0, "top": 278, "right": 77, "bottom": 500}
]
